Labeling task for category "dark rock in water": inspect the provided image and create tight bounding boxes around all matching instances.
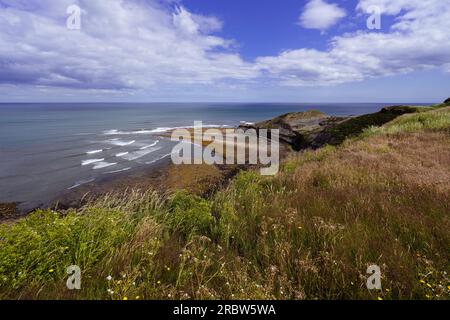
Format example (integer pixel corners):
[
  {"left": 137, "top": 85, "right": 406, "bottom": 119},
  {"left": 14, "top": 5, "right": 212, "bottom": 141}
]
[
  {"left": 444, "top": 98, "right": 450, "bottom": 104},
  {"left": 240, "top": 106, "right": 419, "bottom": 152}
]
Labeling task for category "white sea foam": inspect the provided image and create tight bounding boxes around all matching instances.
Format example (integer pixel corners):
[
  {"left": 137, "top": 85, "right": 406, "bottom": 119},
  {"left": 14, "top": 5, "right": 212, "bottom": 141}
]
[
  {"left": 103, "top": 129, "right": 167, "bottom": 135},
  {"left": 140, "top": 140, "right": 159, "bottom": 150},
  {"left": 115, "top": 152, "right": 129, "bottom": 157},
  {"left": 145, "top": 153, "right": 171, "bottom": 165},
  {"left": 104, "top": 167, "right": 132, "bottom": 174},
  {"left": 93, "top": 161, "right": 117, "bottom": 170},
  {"left": 106, "top": 139, "right": 135, "bottom": 146},
  {"left": 82, "top": 158, "right": 104, "bottom": 166},
  {"left": 86, "top": 149, "right": 103, "bottom": 155},
  {"left": 177, "top": 124, "right": 230, "bottom": 130},
  {"left": 118, "top": 146, "right": 161, "bottom": 161},
  {"left": 103, "top": 129, "right": 120, "bottom": 135},
  {"left": 68, "top": 178, "right": 95, "bottom": 190},
  {"left": 240, "top": 121, "right": 255, "bottom": 126},
  {"left": 103, "top": 125, "right": 229, "bottom": 136}
]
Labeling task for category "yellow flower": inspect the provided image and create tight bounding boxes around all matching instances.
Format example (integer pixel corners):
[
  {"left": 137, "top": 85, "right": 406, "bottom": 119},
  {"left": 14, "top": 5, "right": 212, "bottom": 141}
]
[
  {"left": 157, "top": 280, "right": 161, "bottom": 285},
  {"left": 377, "top": 297, "right": 383, "bottom": 301},
  {"left": 419, "top": 279, "right": 426, "bottom": 284},
  {"left": 135, "top": 296, "right": 140, "bottom": 300},
  {"left": 49, "top": 269, "right": 54, "bottom": 273},
  {"left": 447, "top": 285, "right": 450, "bottom": 291},
  {"left": 123, "top": 297, "right": 128, "bottom": 300}
]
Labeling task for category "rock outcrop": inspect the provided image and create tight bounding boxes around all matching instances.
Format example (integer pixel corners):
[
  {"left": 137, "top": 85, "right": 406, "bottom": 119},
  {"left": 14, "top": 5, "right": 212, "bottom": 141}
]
[
  {"left": 240, "top": 106, "right": 418, "bottom": 151},
  {"left": 239, "top": 110, "right": 331, "bottom": 150}
]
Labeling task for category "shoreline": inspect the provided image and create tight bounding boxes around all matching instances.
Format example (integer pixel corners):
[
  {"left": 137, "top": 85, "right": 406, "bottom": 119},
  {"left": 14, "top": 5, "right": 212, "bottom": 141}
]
[
  {"left": 0, "top": 104, "right": 437, "bottom": 221},
  {"left": 0, "top": 152, "right": 249, "bottom": 221}
]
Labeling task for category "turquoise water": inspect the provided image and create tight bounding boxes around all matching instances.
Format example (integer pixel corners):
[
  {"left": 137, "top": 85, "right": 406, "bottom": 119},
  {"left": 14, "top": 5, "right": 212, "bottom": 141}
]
[{"left": 0, "top": 102, "right": 428, "bottom": 210}]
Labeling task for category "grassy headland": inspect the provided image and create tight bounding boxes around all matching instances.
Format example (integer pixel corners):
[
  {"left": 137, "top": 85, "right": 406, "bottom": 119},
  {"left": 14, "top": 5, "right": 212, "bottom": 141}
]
[{"left": 0, "top": 104, "right": 449, "bottom": 300}]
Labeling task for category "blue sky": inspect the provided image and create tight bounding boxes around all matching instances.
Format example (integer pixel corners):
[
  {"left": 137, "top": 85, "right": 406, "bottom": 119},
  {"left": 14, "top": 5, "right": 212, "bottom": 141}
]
[
  {"left": 182, "top": 0, "right": 375, "bottom": 60},
  {"left": 0, "top": 0, "right": 449, "bottom": 103}
]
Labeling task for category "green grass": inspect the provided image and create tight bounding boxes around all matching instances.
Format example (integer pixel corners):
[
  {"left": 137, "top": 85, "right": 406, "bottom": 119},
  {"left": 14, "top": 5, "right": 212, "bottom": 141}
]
[
  {"left": 0, "top": 105, "right": 449, "bottom": 300},
  {"left": 321, "top": 105, "right": 418, "bottom": 146},
  {"left": 364, "top": 107, "right": 450, "bottom": 136}
]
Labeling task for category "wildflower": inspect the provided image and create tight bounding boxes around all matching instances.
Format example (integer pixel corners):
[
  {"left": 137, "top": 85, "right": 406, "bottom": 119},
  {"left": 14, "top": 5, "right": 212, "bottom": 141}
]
[
  {"left": 377, "top": 297, "right": 383, "bottom": 301},
  {"left": 135, "top": 296, "right": 140, "bottom": 300},
  {"left": 122, "top": 274, "right": 126, "bottom": 278},
  {"left": 419, "top": 279, "right": 426, "bottom": 284},
  {"left": 132, "top": 282, "right": 136, "bottom": 286},
  {"left": 107, "top": 289, "right": 114, "bottom": 295},
  {"left": 123, "top": 297, "right": 128, "bottom": 300},
  {"left": 157, "top": 280, "right": 161, "bottom": 285},
  {"left": 49, "top": 269, "right": 54, "bottom": 273},
  {"left": 106, "top": 275, "right": 112, "bottom": 281},
  {"left": 447, "top": 285, "right": 450, "bottom": 291}
]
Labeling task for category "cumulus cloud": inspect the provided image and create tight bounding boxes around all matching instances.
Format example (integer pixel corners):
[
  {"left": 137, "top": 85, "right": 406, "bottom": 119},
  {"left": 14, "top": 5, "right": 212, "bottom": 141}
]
[
  {"left": 0, "top": 0, "right": 449, "bottom": 96},
  {"left": 299, "top": 0, "right": 346, "bottom": 31},
  {"left": 0, "top": 0, "right": 258, "bottom": 92},
  {"left": 258, "top": 0, "right": 450, "bottom": 86}
]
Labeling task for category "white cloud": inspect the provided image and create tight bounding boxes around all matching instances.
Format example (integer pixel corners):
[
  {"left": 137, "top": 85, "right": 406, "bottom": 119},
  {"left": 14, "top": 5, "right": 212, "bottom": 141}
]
[
  {"left": 258, "top": 0, "right": 450, "bottom": 86},
  {"left": 0, "top": 0, "right": 449, "bottom": 97},
  {"left": 299, "top": 0, "right": 346, "bottom": 31},
  {"left": 0, "top": 0, "right": 258, "bottom": 92}
]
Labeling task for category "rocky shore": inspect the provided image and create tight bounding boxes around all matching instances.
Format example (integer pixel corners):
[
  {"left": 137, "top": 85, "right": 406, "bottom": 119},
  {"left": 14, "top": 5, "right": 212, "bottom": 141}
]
[{"left": 238, "top": 105, "right": 418, "bottom": 150}]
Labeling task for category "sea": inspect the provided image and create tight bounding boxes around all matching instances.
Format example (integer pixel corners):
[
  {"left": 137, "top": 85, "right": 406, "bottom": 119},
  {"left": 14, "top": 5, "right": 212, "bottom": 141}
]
[{"left": 0, "top": 102, "right": 429, "bottom": 211}]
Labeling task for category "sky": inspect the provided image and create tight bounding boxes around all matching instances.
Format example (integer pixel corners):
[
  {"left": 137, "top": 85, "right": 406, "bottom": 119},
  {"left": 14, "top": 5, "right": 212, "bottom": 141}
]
[{"left": 0, "top": 0, "right": 449, "bottom": 103}]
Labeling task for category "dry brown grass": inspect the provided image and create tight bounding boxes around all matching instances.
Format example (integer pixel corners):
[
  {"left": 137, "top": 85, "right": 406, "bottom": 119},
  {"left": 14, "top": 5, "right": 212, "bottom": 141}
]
[
  {"left": 218, "top": 129, "right": 450, "bottom": 299},
  {"left": 166, "top": 164, "right": 226, "bottom": 196}
]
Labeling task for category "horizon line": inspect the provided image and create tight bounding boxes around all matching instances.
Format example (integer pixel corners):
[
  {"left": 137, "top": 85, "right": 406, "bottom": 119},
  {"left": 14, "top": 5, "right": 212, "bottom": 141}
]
[{"left": 0, "top": 101, "right": 438, "bottom": 105}]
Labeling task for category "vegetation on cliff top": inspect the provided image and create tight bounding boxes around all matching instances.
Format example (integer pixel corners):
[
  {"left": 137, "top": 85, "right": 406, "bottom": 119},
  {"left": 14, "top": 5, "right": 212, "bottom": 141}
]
[{"left": 0, "top": 106, "right": 449, "bottom": 300}]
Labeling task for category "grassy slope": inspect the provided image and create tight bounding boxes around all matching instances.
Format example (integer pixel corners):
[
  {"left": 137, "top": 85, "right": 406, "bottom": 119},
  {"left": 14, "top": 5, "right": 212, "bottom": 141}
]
[{"left": 0, "top": 107, "right": 449, "bottom": 300}]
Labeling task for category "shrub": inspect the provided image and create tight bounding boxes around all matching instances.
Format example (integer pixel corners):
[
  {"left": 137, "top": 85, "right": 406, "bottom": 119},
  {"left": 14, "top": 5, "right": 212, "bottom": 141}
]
[{"left": 168, "top": 190, "right": 213, "bottom": 236}]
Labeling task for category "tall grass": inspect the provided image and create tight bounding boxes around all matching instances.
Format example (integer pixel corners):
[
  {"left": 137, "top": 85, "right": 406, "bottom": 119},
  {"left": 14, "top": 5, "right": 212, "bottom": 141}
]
[
  {"left": 0, "top": 107, "right": 449, "bottom": 300},
  {"left": 364, "top": 107, "right": 450, "bottom": 136}
]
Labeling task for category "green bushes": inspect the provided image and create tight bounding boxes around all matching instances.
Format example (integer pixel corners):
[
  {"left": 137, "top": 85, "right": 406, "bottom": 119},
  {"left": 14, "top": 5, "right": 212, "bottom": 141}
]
[
  {"left": 0, "top": 207, "right": 133, "bottom": 292},
  {"left": 168, "top": 190, "right": 213, "bottom": 236}
]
